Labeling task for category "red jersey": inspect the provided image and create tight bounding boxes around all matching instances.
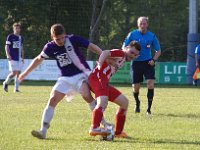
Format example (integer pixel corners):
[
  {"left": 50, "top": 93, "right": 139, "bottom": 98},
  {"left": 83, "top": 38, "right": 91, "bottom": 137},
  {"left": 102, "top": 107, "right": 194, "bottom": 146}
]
[
  {"left": 88, "top": 49, "right": 125, "bottom": 100},
  {"left": 91, "top": 49, "right": 126, "bottom": 82}
]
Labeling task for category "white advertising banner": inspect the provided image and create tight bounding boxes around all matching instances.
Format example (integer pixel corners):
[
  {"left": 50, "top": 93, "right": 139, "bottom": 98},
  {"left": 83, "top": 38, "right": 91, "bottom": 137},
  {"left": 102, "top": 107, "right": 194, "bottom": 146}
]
[{"left": 0, "top": 59, "right": 93, "bottom": 81}]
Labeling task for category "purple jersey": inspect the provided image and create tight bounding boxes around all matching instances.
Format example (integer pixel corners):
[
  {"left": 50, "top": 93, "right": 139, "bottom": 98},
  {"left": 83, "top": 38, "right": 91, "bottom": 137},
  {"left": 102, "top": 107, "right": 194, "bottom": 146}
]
[
  {"left": 5, "top": 34, "right": 23, "bottom": 61},
  {"left": 40, "top": 34, "right": 91, "bottom": 77}
]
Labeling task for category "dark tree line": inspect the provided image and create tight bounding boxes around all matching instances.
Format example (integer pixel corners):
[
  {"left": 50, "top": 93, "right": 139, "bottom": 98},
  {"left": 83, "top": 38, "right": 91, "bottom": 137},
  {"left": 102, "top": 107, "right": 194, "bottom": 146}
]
[{"left": 0, "top": 0, "right": 199, "bottom": 61}]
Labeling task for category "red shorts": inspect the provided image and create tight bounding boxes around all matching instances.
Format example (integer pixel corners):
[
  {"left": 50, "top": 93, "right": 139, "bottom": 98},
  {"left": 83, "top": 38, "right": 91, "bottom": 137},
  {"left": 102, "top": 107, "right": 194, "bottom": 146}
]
[{"left": 88, "top": 74, "right": 121, "bottom": 102}]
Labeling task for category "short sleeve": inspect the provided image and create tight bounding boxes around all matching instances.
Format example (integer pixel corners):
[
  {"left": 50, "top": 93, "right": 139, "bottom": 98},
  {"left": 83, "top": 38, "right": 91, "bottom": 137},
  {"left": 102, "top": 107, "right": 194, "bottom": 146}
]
[
  {"left": 70, "top": 35, "right": 90, "bottom": 48},
  {"left": 40, "top": 44, "right": 50, "bottom": 58},
  {"left": 122, "top": 32, "right": 132, "bottom": 48},
  {"left": 5, "top": 35, "right": 11, "bottom": 45},
  {"left": 152, "top": 35, "right": 161, "bottom": 51}
]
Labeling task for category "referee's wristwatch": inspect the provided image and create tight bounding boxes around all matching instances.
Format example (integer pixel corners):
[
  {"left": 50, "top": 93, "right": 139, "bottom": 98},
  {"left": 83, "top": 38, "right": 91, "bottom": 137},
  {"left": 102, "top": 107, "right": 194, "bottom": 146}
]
[{"left": 152, "top": 58, "right": 156, "bottom": 63}]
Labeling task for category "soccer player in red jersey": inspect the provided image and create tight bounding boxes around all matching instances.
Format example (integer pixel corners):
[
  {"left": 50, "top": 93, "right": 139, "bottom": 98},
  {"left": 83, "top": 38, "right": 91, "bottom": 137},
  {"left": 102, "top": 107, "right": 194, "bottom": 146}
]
[{"left": 88, "top": 41, "right": 141, "bottom": 138}]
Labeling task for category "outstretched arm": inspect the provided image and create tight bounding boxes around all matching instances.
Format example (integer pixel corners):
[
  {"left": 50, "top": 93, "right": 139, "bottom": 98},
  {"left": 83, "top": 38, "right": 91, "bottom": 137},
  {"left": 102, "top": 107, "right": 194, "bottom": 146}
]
[
  {"left": 87, "top": 43, "right": 102, "bottom": 55},
  {"left": 18, "top": 55, "right": 44, "bottom": 82}
]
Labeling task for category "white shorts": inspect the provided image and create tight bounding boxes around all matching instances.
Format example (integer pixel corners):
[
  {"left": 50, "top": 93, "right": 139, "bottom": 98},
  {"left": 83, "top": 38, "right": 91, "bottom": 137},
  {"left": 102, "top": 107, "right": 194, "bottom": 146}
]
[
  {"left": 52, "top": 73, "right": 88, "bottom": 98},
  {"left": 8, "top": 60, "right": 23, "bottom": 72}
]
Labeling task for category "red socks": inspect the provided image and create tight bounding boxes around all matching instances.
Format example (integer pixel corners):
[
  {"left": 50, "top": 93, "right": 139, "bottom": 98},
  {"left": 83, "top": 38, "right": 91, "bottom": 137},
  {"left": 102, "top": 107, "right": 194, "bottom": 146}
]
[
  {"left": 91, "top": 106, "right": 127, "bottom": 134},
  {"left": 115, "top": 108, "right": 126, "bottom": 135},
  {"left": 92, "top": 107, "right": 103, "bottom": 129}
]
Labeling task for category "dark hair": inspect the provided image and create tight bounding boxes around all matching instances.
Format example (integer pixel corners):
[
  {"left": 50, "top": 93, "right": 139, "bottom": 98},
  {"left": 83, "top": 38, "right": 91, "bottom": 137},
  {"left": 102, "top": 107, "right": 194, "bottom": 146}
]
[
  {"left": 50, "top": 24, "right": 65, "bottom": 36},
  {"left": 129, "top": 41, "right": 141, "bottom": 51}
]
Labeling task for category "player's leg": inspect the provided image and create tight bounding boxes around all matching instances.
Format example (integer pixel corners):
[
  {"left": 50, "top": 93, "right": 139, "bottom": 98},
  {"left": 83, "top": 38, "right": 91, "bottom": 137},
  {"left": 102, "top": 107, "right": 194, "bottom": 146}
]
[
  {"left": 13, "top": 61, "right": 23, "bottom": 92},
  {"left": 145, "top": 62, "right": 155, "bottom": 115},
  {"left": 89, "top": 96, "right": 109, "bottom": 136},
  {"left": 131, "top": 61, "right": 143, "bottom": 113},
  {"left": 31, "top": 79, "right": 67, "bottom": 139},
  {"left": 146, "top": 79, "right": 154, "bottom": 115},
  {"left": 79, "top": 80, "right": 109, "bottom": 127},
  {"left": 14, "top": 70, "right": 21, "bottom": 92},
  {"left": 132, "top": 83, "right": 141, "bottom": 113},
  {"left": 87, "top": 75, "right": 110, "bottom": 136},
  {"left": 3, "top": 61, "right": 17, "bottom": 92},
  {"left": 108, "top": 86, "right": 129, "bottom": 138},
  {"left": 31, "top": 90, "right": 65, "bottom": 139},
  {"left": 3, "top": 72, "right": 16, "bottom": 92},
  {"left": 79, "top": 80, "right": 96, "bottom": 109}
]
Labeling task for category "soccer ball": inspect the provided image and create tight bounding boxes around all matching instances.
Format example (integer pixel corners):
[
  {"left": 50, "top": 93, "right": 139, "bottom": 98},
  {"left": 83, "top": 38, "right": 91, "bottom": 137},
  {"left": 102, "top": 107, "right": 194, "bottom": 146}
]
[
  {"left": 99, "top": 123, "right": 115, "bottom": 141},
  {"left": 100, "top": 128, "right": 115, "bottom": 141}
]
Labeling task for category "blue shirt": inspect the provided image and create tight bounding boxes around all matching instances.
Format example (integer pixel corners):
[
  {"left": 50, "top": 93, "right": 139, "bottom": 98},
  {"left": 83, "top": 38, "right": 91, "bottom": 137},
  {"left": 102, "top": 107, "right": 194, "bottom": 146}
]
[
  {"left": 40, "top": 34, "right": 90, "bottom": 77},
  {"left": 5, "top": 34, "right": 23, "bottom": 61},
  {"left": 122, "top": 29, "right": 161, "bottom": 61},
  {"left": 195, "top": 44, "right": 200, "bottom": 60}
]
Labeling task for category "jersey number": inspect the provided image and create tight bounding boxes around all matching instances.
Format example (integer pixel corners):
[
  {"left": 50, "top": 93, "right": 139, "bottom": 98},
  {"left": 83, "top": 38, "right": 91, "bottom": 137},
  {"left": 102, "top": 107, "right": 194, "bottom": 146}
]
[
  {"left": 13, "top": 41, "right": 20, "bottom": 48},
  {"left": 56, "top": 53, "right": 72, "bottom": 67}
]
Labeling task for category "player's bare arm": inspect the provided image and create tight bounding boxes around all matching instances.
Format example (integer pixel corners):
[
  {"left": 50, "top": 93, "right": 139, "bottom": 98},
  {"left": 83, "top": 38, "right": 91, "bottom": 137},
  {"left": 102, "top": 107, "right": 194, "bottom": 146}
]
[
  {"left": 87, "top": 43, "right": 102, "bottom": 55},
  {"left": 97, "top": 50, "right": 111, "bottom": 69},
  {"left": 5, "top": 45, "right": 11, "bottom": 60},
  {"left": 22, "top": 46, "right": 25, "bottom": 63},
  {"left": 149, "top": 50, "right": 161, "bottom": 66},
  {"left": 153, "top": 50, "right": 161, "bottom": 61},
  {"left": 19, "top": 55, "right": 44, "bottom": 82}
]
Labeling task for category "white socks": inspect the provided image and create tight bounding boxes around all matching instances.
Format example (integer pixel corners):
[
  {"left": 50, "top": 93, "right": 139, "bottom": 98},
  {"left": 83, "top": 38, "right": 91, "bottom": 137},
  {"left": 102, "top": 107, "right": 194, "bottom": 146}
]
[
  {"left": 4, "top": 76, "right": 20, "bottom": 91},
  {"left": 40, "top": 106, "right": 54, "bottom": 134},
  {"left": 4, "top": 76, "right": 13, "bottom": 84},
  {"left": 14, "top": 77, "right": 20, "bottom": 91},
  {"left": 89, "top": 100, "right": 96, "bottom": 111}
]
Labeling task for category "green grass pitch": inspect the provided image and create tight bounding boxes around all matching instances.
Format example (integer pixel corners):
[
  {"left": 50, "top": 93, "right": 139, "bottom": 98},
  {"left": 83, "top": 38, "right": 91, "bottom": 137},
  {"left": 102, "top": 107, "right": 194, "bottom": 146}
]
[{"left": 0, "top": 81, "right": 200, "bottom": 150}]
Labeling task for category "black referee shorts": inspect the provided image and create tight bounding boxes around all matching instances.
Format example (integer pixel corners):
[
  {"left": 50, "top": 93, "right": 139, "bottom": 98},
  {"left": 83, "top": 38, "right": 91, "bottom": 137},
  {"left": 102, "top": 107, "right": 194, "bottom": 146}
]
[{"left": 131, "top": 60, "right": 155, "bottom": 84}]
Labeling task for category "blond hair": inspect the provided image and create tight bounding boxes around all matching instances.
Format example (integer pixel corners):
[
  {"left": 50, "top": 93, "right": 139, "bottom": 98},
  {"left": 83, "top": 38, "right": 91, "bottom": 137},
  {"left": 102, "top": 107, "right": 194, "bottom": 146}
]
[
  {"left": 13, "top": 22, "right": 21, "bottom": 28},
  {"left": 137, "top": 16, "right": 149, "bottom": 25}
]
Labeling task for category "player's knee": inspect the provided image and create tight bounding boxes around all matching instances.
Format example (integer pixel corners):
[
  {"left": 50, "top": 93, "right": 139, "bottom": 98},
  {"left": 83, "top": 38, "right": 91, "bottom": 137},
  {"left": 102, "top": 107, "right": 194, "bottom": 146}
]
[
  {"left": 147, "top": 80, "right": 154, "bottom": 89},
  {"left": 132, "top": 84, "right": 140, "bottom": 93},
  {"left": 96, "top": 96, "right": 108, "bottom": 109},
  {"left": 118, "top": 98, "right": 128, "bottom": 110},
  {"left": 13, "top": 71, "right": 18, "bottom": 76},
  {"left": 116, "top": 108, "right": 127, "bottom": 115},
  {"left": 10, "top": 72, "right": 16, "bottom": 77},
  {"left": 94, "top": 104, "right": 107, "bottom": 112},
  {"left": 122, "top": 98, "right": 129, "bottom": 110}
]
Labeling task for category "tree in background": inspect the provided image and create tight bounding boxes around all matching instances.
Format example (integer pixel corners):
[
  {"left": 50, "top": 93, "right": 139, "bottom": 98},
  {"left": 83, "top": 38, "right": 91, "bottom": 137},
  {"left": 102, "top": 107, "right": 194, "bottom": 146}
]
[
  {"left": 0, "top": 0, "right": 198, "bottom": 61},
  {"left": 87, "top": 0, "right": 108, "bottom": 60},
  {"left": 0, "top": 0, "right": 91, "bottom": 59},
  {"left": 96, "top": 0, "right": 189, "bottom": 62}
]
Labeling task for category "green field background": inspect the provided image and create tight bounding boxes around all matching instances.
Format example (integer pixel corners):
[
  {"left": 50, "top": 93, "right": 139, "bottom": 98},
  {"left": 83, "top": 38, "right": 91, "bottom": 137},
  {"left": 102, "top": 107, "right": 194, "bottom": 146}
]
[{"left": 0, "top": 81, "right": 200, "bottom": 150}]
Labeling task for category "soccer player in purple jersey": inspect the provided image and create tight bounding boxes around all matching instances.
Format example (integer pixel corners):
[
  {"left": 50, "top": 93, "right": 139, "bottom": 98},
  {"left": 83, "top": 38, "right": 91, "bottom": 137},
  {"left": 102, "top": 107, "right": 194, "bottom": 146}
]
[
  {"left": 19, "top": 24, "right": 106, "bottom": 139},
  {"left": 3, "top": 22, "right": 24, "bottom": 92}
]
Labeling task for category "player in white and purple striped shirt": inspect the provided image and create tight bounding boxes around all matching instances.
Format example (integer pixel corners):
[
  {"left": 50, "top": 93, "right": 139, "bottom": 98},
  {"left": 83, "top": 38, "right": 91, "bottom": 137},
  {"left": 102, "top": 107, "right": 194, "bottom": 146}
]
[
  {"left": 3, "top": 22, "right": 24, "bottom": 92},
  {"left": 19, "top": 23, "right": 108, "bottom": 139}
]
